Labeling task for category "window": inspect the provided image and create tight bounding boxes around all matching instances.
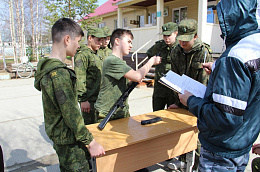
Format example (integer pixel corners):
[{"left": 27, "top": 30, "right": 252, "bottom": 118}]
[
  {"left": 123, "top": 18, "right": 127, "bottom": 28},
  {"left": 172, "top": 7, "right": 187, "bottom": 24},
  {"left": 114, "top": 20, "right": 118, "bottom": 29},
  {"left": 207, "top": 5, "right": 217, "bottom": 24},
  {"left": 138, "top": 15, "right": 145, "bottom": 27},
  {"left": 98, "top": 23, "right": 106, "bottom": 28},
  {"left": 207, "top": 8, "right": 214, "bottom": 23},
  {"left": 114, "top": 19, "right": 127, "bottom": 29},
  {"left": 148, "top": 13, "right": 156, "bottom": 26}
]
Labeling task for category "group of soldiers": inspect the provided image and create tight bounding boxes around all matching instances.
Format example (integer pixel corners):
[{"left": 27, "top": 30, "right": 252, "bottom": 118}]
[
  {"left": 75, "top": 19, "right": 213, "bottom": 125},
  {"left": 34, "top": 0, "right": 260, "bottom": 171},
  {"left": 74, "top": 19, "right": 213, "bottom": 171}
]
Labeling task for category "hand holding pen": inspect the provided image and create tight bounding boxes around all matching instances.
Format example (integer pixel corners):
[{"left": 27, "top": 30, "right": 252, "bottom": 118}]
[
  {"left": 202, "top": 62, "right": 213, "bottom": 75},
  {"left": 202, "top": 51, "right": 213, "bottom": 75}
]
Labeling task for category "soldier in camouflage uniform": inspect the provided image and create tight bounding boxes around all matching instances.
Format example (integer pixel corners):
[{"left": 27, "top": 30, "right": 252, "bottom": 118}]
[
  {"left": 95, "top": 28, "right": 161, "bottom": 122},
  {"left": 98, "top": 26, "right": 112, "bottom": 59},
  {"left": 146, "top": 22, "right": 178, "bottom": 111},
  {"left": 34, "top": 18, "right": 105, "bottom": 172},
  {"left": 167, "top": 19, "right": 213, "bottom": 171},
  {"left": 74, "top": 27, "right": 106, "bottom": 125},
  {"left": 169, "top": 19, "right": 213, "bottom": 109}
]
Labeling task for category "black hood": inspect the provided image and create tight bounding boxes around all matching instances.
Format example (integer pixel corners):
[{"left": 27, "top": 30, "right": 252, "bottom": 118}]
[{"left": 216, "top": 0, "right": 260, "bottom": 47}]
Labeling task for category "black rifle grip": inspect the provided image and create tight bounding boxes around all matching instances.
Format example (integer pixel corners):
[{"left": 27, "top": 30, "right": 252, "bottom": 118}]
[
  {"left": 141, "top": 117, "right": 162, "bottom": 125},
  {"left": 97, "top": 81, "right": 138, "bottom": 130}
]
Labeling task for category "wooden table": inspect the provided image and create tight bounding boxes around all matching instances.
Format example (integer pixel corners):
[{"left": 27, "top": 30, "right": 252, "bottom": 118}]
[{"left": 86, "top": 108, "right": 198, "bottom": 172}]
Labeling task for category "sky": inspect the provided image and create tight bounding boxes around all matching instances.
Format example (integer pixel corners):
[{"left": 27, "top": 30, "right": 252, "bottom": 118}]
[{"left": 96, "top": 0, "right": 108, "bottom": 6}]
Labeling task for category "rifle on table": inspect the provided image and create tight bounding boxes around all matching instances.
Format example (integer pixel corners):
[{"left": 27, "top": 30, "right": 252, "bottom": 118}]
[{"left": 97, "top": 81, "right": 138, "bottom": 130}]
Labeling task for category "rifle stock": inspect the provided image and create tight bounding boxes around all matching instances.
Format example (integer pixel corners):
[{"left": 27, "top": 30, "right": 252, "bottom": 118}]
[{"left": 97, "top": 81, "right": 138, "bottom": 130}]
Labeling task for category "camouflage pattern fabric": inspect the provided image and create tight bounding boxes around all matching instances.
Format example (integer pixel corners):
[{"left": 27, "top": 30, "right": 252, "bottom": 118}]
[
  {"left": 87, "top": 27, "right": 105, "bottom": 38},
  {"left": 82, "top": 101, "right": 96, "bottom": 125},
  {"left": 170, "top": 37, "right": 212, "bottom": 171},
  {"left": 162, "top": 22, "right": 178, "bottom": 35},
  {"left": 177, "top": 19, "right": 198, "bottom": 42},
  {"left": 102, "top": 26, "right": 112, "bottom": 37},
  {"left": 252, "top": 157, "right": 260, "bottom": 172},
  {"left": 170, "top": 38, "right": 213, "bottom": 108},
  {"left": 95, "top": 110, "right": 130, "bottom": 123},
  {"left": 97, "top": 47, "right": 112, "bottom": 60},
  {"left": 34, "top": 57, "right": 93, "bottom": 171},
  {"left": 95, "top": 54, "right": 132, "bottom": 120},
  {"left": 54, "top": 142, "right": 90, "bottom": 172},
  {"left": 74, "top": 44, "right": 105, "bottom": 124},
  {"left": 146, "top": 39, "right": 178, "bottom": 111}
]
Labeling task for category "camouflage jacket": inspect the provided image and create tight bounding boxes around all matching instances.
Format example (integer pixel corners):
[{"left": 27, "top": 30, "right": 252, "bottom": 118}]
[
  {"left": 146, "top": 40, "right": 178, "bottom": 97},
  {"left": 34, "top": 57, "right": 93, "bottom": 145},
  {"left": 97, "top": 47, "right": 112, "bottom": 60},
  {"left": 74, "top": 45, "right": 104, "bottom": 103},
  {"left": 171, "top": 38, "right": 213, "bottom": 107}
]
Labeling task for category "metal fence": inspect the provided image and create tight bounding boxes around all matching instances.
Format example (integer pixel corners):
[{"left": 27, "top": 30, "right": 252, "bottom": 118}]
[{"left": 0, "top": 45, "right": 52, "bottom": 59}]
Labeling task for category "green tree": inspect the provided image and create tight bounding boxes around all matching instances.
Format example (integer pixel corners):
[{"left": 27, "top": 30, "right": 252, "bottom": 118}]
[{"left": 44, "top": 0, "right": 102, "bottom": 30}]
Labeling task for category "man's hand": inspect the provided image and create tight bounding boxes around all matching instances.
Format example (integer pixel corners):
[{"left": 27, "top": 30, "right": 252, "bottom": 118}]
[
  {"left": 168, "top": 104, "right": 179, "bottom": 109},
  {"left": 87, "top": 139, "right": 105, "bottom": 157},
  {"left": 151, "top": 55, "right": 161, "bottom": 65},
  {"left": 81, "top": 101, "right": 91, "bottom": 113},
  {"left": 202, "top": 62, "right": 213, "bottom": 75},
  {"left": 178, "top": 90, "right": 193, "bottom": 106}
]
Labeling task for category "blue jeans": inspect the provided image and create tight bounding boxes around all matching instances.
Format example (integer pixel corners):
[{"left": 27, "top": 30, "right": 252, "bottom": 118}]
[{"left": 198, "top": 146, "right": 249, "bottom": 172}]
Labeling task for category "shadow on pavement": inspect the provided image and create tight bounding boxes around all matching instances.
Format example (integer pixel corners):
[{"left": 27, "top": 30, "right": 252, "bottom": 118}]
[{"left": 5, "top": 149, "right": 54, "bottom": 172}]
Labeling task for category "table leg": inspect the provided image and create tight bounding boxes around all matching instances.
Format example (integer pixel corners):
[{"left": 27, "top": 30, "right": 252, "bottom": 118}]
[
  {"left": 185, "top": 150, "right": 195, "bottom": 172},
  {"left": 90, "top": 157, "right": 97, "bottom": 172}
]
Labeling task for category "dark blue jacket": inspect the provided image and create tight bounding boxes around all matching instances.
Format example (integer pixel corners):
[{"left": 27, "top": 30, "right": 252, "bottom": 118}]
[{"left": 187, "top": 0, "right": 260, "bottom": 158}]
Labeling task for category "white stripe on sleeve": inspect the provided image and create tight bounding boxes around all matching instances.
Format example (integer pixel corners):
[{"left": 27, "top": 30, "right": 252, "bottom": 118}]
[{"left": 213, "top": 93, "right": 247, "bottom": 110}]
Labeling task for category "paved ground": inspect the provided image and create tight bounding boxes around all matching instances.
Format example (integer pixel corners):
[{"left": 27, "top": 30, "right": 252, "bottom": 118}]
[{"left": 0, "top": 78, "right": 258, "bottom": 172}]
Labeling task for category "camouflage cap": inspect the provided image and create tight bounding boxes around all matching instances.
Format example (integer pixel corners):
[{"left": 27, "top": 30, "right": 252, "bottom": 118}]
[
  {"left": 162, "top": 22, "right": 178, "bottom": 35},
  {"left": 87, "top": 27, "right": 106, "bottom": 38},
  {"left": 177, "top": 19, "right": 197, "bottom": 41},
  {"left": 102, "top": 26, "right": 112, "bottom": 37}
]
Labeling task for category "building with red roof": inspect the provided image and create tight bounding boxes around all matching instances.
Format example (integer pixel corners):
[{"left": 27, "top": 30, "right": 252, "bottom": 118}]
[
  {"left": 85, "top": 0, "right": 122, "bottom": 19},
  {"left": 84, "top": 0, "right": 222, "bottom": 62}
]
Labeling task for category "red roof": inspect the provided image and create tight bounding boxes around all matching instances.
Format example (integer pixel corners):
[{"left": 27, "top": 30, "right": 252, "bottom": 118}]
[{"left": 84, "top": 0, "right": 122, "bottom": 19}]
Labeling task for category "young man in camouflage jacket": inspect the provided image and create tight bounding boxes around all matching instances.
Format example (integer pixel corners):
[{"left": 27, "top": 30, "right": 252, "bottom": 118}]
[
  {"left": 34, "top": 18, "right": 105, "bottom": 172},
  {"left": 167, "top": 19, "right": 213, "bottom": 171},
  {"left": 146, "top": 22, "right": 178, "bottom": 111},
  {"left": 74, "top": 27, "right": 105, "bottom": 125},
  {"left": 98, "top": 26, "right": 112, "bottom": 59}
]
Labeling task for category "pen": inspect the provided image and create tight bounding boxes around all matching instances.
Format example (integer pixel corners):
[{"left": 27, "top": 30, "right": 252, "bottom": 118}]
[{"left": 203, "top": 51, "right": 207, "bottom": 63}]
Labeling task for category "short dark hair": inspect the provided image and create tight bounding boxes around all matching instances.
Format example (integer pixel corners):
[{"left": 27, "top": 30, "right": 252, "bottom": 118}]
[
  {"left": 110, "top": 28, "right": 134, "bottom": 48},
  {"left": 51, "top": 18, "right": 84, "bottom": 43}
]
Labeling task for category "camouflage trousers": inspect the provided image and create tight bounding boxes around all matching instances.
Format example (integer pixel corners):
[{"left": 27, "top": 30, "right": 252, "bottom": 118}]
[
  {"left": 152, "top": 95, "right": 176, "bottom": 111},
  {"left": 53, "top": 142, "right": 91, "bottom": 172},
  {"left": 80, "top": 101, "right": 97, "bottom": 125},
  {"left": 198, "top": 146, "right": 249, "bottom": 171},
  {"left": 95, "top": 109, "right": 130, "bottom": 123},
  {"left": 252, "top": 157, "right": 260, "bottom": 172},
  {"left": 179, "top": 139, "right": 201, "bottom": 171}
]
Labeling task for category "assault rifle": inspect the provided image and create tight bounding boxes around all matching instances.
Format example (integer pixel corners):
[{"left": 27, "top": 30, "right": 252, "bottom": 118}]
[{"left": 97, "top": 81, "right": 138, "bottom": 130}]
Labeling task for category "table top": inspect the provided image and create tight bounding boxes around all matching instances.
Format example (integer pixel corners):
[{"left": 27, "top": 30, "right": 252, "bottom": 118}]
[{"left": 86, "top": 108, "right": 197, "bottom": 151}]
